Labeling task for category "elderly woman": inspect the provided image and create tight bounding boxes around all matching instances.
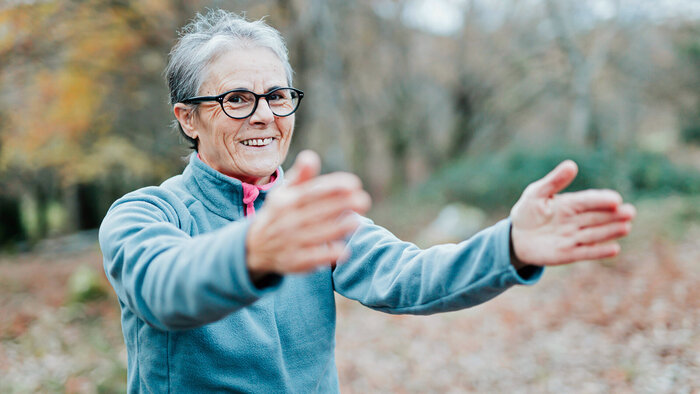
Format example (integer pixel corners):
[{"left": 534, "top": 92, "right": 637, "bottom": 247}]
[{"left": 99, "top": 9, "right": 636, "bottom": 393}]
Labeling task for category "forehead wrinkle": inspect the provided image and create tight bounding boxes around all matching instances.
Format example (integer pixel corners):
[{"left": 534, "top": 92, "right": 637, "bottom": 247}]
[
  {"left": 202, "top": 49, "right": 287, "bottom": 95},
  {"left": 212, "top": 72, "right": 286, "bottom": 93}
]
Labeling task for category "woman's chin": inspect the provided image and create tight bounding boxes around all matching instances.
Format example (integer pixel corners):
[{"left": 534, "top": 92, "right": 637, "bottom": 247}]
[
  {"left": 233, "top": 145, "right": 286, "bottom": 178},
  {"left": 234, "top": 159, "right": 280, "bottom": 183}
]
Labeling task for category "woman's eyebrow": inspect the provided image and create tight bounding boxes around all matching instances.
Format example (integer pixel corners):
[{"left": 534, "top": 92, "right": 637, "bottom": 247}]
[
  {"left": 219, "top": 84, "right": 287, "bottom": 93},
  {"left": 265, "top": 85, "right": 285, "bottom": 92},
  {"left": 227, "top": 86, "right": 253, "bottom": 91},
  {"left": 213, "top": 85, "right": 251, "bottom": 94}
]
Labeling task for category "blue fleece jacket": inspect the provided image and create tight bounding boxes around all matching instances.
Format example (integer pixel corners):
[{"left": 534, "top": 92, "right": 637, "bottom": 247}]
[{"left": 99, "top": 153, "right": 543, "bottom": 393}]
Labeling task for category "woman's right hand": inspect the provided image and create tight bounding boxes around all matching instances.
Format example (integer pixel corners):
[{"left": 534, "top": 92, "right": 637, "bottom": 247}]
[{"left": 246, "top": 150, "right": 372, "bottom": 278}]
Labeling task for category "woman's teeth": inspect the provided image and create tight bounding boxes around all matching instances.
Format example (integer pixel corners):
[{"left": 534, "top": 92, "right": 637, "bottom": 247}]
[{"left": 241, "top": 138, "right": 273, "bottom": 146}]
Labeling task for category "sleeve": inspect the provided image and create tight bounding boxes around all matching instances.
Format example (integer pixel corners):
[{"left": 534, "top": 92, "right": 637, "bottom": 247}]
[
  {"left": 98, "top": 191, "right": 282, "bottom": 331},
  {"left": 332, "top": 216, "right": 543, "bottom": 315}
]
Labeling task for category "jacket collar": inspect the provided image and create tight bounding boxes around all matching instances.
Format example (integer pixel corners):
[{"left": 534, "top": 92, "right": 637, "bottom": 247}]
[{"left": 182, "top": 153, "right": 283, "bottom": 220}]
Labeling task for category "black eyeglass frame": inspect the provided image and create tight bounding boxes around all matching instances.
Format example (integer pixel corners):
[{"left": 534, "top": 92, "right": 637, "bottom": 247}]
[{"left": 180, "top": 87, "right": 304, "bottom": 119}]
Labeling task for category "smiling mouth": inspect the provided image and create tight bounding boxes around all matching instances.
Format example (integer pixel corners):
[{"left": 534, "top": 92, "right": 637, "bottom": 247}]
[{"left": 241, "top": 137, "right": 274, "bottom": 147}]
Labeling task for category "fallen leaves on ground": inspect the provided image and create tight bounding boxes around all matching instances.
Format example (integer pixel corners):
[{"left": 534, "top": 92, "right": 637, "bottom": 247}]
[{"left": 0, "top": 205, "right": 698, "bottom": 393}]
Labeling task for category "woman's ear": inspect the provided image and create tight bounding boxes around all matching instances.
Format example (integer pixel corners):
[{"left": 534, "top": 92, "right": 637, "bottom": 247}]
[{"left": 173, "top": 103, "right": 198, "bottom": 140}]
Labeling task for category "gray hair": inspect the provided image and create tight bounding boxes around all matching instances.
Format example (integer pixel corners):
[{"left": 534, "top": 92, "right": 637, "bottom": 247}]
[{"left": 165, "top": 9, "right": 294, "bottom": 149}]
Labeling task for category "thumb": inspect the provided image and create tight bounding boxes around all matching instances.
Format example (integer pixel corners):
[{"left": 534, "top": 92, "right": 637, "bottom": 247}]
[
  {"left": 531, "top": 160, "right": 578, "bottom": 197},
  {"left": 285, "top": 150, "right": 321, "bottom": 186}
]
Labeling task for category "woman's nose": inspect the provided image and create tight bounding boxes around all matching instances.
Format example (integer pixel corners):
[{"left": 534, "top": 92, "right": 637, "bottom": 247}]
[{"left": 248, "top": 98, "right": 275, "bottom": 125}]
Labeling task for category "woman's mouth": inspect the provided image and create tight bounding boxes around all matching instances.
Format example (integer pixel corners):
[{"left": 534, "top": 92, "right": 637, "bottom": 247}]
[{"left": 241, "top": 137, "right": 274, "bottom": 147}]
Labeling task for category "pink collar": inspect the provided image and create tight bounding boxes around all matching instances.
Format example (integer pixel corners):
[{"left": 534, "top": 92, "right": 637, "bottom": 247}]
[{"left": 197, "top": 153, "right": 279, "bottom": 217}]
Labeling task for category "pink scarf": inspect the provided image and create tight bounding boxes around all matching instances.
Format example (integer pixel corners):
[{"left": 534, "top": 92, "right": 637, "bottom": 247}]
[{"left": 240, "top": 172, "right": 278, "bottom": 217}]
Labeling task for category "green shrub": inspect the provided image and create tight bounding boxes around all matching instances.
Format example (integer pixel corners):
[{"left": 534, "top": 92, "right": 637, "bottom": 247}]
[
  {"left": 420, "top": 145, "right": 700, "bottom": 211},
  {"left": 681, "top": 125, "right": 700, "bottom": 145},
  {"left": 68, "top": 265, "right": 109, "bottom": 303},
  {"left": 627, "top": 150, "right": 700, "bottom": 196}
]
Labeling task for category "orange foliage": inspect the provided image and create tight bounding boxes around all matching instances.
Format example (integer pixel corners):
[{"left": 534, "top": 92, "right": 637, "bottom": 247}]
[{"left": 0, "top": 0, "right": 160, "bottom": 185}]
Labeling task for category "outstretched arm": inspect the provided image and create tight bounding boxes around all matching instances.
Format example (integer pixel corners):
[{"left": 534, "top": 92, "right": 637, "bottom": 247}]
[
  {"left": 333, "top": 216, "right": 540, "bottom": 315},
  {"left": 334, "top": 160, "right": 635, "bottom": 314}
]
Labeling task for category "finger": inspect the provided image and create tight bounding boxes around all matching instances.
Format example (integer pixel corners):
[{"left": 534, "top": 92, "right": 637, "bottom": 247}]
[
  {"left": 289, "top": 172, "right": 365, "bottom": 208},
  {"left": 558, "top": 189, "right": 623, "bottom": 213},
  {"left": 293, "top": 191, "right": 371, "bottom": 227},
  {"left": 293, "top": 213, "right": 361, "bottom": 247},
  {"left": 285, "top": 150, "right": 321, "bottom": 186},
  {"left": 286, "top": 241, "right": 348, "bottom": 272},
  {"left": 575, "top": 221, "right": 631, "bottom": 245},
  {"left": 267, "top": 171, "right": 361, "bottom": 211},
  {"left": 576, "top": 203, "right": 636, "bottom": 229},
  {"left": 617, "top": 202, "right": 637, "bottom": 218},
  {"left": 529, "top": 160, "right": 578, "bottom": 198},
  {"left": 563, "top": 242, "right": 621, "bottom": 264},
  {"left": 258, "top": 192, "right": 369, "bottom": 255}
]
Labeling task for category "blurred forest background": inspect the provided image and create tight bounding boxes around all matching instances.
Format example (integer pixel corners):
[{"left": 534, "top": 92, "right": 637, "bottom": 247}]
[{"left": 1, "top": 0, "right": 699, "bottom": 392}]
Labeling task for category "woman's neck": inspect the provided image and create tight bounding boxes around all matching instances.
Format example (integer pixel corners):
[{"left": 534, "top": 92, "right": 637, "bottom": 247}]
[{"left": 197, "top": 153, "right": 273, "bottom": 185}]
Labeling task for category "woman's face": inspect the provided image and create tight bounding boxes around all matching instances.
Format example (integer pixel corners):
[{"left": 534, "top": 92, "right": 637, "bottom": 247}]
[{"left": 185, "top": 46, "right": 294, "bottom": 184}]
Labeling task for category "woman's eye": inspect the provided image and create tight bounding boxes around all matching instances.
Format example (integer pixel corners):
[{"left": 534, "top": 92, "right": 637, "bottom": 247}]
[
  {"left": 269, "top": 90, "right": 291, "bottom": 102},
  {"left": 225, "top": 92, "right": 255, "bottom": 104}
]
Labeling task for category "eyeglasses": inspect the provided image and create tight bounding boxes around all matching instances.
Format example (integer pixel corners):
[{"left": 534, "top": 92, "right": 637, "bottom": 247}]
[{"left": 180, "top": 87, "right": 304, "bottom": 119}]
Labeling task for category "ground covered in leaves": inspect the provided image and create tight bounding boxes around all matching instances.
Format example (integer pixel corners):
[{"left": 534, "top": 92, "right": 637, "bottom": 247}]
[{"left": 0, "top": 198, "right": 698, "bottom": 393}]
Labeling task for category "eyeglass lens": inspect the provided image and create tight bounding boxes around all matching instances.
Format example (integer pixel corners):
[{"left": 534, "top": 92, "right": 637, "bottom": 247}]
[{"left": 222, "top": 88, "right": 299, "bottom": 118}]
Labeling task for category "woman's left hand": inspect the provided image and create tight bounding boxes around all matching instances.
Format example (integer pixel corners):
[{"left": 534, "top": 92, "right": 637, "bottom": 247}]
[{"left": 510, "top": 160, "right": 636, "bottom": 267}]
